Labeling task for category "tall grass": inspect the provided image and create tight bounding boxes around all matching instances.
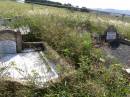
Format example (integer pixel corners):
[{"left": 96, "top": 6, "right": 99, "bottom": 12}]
[
  {"left": 0, "top": 1, "right": 130, "bottom": 38},
  {"left": 0, "top": 1, "right": 130, "bottom": 97}
]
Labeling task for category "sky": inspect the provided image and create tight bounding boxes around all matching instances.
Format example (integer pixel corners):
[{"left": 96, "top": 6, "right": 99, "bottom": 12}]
[{"left": 50, "top": 0, "right": 130, "bottom": 10}]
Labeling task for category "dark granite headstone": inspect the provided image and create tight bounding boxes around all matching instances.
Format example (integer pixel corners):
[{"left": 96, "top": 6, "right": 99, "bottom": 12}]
[{"left": 104, "top": 25, "right": 120, "bottom": 48}]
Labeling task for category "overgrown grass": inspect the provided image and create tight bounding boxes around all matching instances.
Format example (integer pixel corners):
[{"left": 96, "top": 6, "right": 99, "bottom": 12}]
[
  {"left": 0, "top": 1, "right": 130, "bottom": 38},
  {"left": 0, "top": 1, "right": 130, "bottom": 97}
]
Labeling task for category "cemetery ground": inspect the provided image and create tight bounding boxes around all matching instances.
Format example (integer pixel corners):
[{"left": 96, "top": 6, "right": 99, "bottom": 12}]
[
  {"left": 0, "top": 1, "right": 130, "bottom": 97},
  {"left": 102, "top": 44, "right": 130, "bottom": 67}
]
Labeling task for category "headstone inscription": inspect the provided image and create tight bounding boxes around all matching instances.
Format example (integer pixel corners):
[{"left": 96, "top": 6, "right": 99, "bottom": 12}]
[
  {"left": 104, "top": 25, "right": 119, "bottom": 42},
  {"left": 106, "top": 31, "right": 117, "bottom": 40}
]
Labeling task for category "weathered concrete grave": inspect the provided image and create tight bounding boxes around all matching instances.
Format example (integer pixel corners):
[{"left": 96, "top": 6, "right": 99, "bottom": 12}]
[
  {"left": 0, "top": 50, "right": 58, "bottom": 87},
  {"left": 0, "top": 29, "right": 59, "bottom": 87},
  {"left": 0, "top": 30, "right": 22, "bottom": 54}
]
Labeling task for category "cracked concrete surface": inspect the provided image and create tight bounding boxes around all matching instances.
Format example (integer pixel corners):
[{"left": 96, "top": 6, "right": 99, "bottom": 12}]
[{"left": 0, "top": 50, "right": 58, "bottom": 87}]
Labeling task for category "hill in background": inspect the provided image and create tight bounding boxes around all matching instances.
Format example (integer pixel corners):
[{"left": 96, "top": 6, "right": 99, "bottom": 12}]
[{"left": 96, "top": 8, "right": 130, "bottom": 16}]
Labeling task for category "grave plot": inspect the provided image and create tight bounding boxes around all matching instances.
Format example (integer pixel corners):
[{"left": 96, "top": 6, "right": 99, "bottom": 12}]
[
  {"left": 0, "top": 51, "right": 58, "bottom": 87},
  {"left": 0, "top": 29, "right": 59, "bottom": 87},
  {"left": 102, "top": 25, "right": 130, "bottom": 66},
  {"left": 93, "top": 25, "right": 130, "bottom": 73}
]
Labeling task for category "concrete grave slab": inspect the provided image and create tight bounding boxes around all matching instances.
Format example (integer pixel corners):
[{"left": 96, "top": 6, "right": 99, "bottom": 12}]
[{"left": 0, "top": 50, "right": 58, "bottom": 87}]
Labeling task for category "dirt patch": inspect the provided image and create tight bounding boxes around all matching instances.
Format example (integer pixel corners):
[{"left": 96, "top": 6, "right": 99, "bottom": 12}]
[{"left": 102, "top": 44, "right": 130, "bottom": 68}]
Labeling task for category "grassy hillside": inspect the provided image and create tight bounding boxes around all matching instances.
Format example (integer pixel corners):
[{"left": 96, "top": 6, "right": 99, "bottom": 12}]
[
  {"left": 0, "top": 1, "right": 130, "bottom": 38},
  {"left": 0, "top": 1, "right": 130, "bottom": 97}
]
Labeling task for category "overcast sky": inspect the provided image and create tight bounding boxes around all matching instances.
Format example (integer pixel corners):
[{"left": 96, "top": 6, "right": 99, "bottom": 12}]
[{"left": 51, "top": 0, "right": 130, "bottom": 10}]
